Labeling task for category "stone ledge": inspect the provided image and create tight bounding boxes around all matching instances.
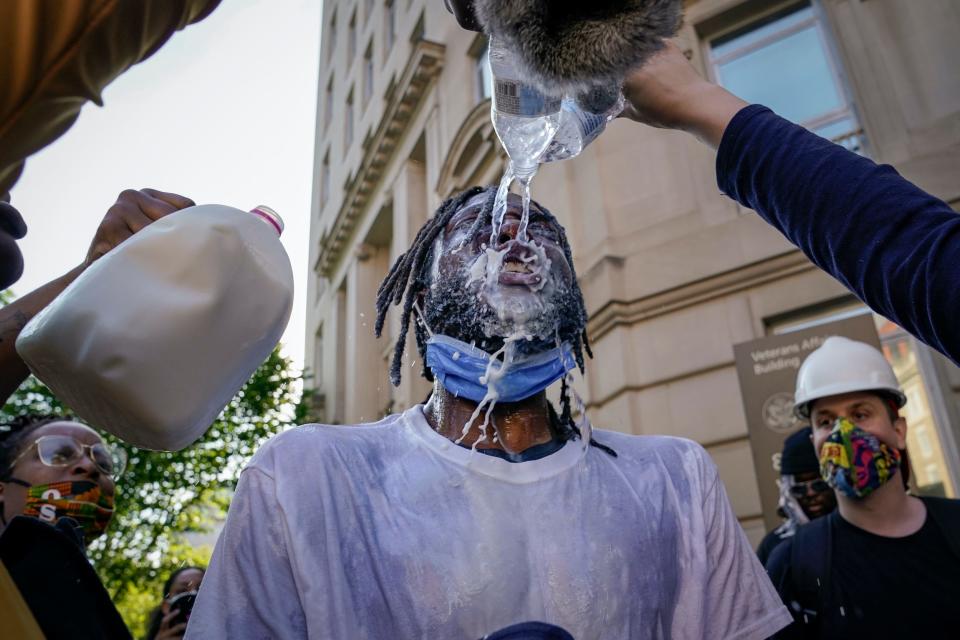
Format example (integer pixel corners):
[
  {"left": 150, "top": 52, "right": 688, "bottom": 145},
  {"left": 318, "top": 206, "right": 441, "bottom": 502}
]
[{"left": 587, "top": 250, "right": 814, "bottom": 342}]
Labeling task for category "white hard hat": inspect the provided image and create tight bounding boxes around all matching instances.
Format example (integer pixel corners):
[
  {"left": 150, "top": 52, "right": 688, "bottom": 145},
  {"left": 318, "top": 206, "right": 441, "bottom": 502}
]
[{"left": 794, "top": 336, "right": 906, "bottom": 419}]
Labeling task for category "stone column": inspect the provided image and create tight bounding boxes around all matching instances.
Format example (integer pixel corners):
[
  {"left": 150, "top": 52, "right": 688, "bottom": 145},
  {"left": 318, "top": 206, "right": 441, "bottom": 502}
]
[
  {"left": 390, "top": 157, "right": 434, "bottom": 409},
  {"left": 320, "top": 285, "right": 347, "bottom": 424},
  {"left": 344, "top": 244, "right": 384, "bottom": 423}
]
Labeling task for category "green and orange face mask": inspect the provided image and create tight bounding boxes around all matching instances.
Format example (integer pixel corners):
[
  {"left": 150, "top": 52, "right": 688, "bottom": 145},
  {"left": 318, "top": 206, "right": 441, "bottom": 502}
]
[{"left": 4, "top": 479, "right": 114, "bottom": 543}]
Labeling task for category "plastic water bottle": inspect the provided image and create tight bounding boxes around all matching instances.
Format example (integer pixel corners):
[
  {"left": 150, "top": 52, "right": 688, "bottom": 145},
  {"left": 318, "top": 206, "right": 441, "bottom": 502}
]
[
  {"left": 488, "top": 37, "right": 561, "bottom": 179},
  {"left": 540, "top": 86, "right": 625, "bottom": 163},
  {"left": 16, "top": 204, "right": 294, "bottom": 451}
]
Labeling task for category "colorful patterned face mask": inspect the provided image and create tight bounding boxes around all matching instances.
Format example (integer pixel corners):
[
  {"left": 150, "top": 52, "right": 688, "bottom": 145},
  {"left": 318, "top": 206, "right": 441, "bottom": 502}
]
[
  {"left": 819, "top": 417, "right": 901, "bottom": 499},
  {"left": 19, "top": 480, "right": 115, "bottom": 543}
]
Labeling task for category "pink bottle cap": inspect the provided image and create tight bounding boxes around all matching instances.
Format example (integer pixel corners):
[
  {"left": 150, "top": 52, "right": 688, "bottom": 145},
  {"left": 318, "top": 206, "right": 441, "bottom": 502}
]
[{"left": 249, "top": 205, "right": 284, "bottom": 236}]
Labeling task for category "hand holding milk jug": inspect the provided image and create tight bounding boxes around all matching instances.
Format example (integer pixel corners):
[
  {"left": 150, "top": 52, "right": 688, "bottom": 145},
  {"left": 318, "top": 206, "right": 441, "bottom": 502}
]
[{"left": 16, "top": 196, "right": 294, "bottom": 451}]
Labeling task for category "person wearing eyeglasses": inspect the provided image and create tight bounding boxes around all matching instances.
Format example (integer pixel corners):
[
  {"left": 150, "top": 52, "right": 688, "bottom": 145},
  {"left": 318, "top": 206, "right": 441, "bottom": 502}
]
[
  {"left": 756, "top": 427, "right": 836, "bottom": 566},
  {"left": 0, "top": 413, "right": 132, "bottom": 639},
  {"left": 0, "top": 414, "right": 125, "bottom": 544},
  {"left": 0, "top": 188, "right": 188, "bottom": 638}
]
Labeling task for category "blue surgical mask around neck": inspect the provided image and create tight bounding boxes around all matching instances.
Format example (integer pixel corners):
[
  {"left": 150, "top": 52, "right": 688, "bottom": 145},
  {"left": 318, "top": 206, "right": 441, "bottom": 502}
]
[{"left": 425, "top": 334, "right": 575, "bottom": 404}]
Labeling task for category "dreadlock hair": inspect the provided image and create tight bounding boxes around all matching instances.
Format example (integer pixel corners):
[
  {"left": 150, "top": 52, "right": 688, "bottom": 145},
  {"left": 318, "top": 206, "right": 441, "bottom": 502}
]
[
  {"left": 374, "top": 185, "right": 592, "bottom": 384},
  {"left": 554, "top": 377, "right": 617, "bottom": 458},
  {"left": 374, "top": 185, "right": 615, "bottom": 456},
  {"left": 375, "top": 186, "right": 487, "bottom": 384},
  {"left": 0, "top": 414, "right": 66, "bottom": 480}
]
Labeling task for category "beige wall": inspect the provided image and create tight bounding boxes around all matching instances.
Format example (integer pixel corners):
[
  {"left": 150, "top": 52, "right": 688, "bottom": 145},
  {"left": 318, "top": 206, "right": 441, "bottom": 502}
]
[{"left": 307, "top": 0, "right": 960, "bottom": 544}]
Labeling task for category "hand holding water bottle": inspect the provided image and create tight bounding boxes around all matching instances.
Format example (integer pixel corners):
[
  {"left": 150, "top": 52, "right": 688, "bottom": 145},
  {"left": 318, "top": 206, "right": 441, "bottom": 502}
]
[
  {"left": 540, "top": 87, "right": 625, "bottom": 163},
  {"left": 488, "top": 37, "right": 561, "bottom": 179},
  {"left": 619, "top": 40, "right": 748, "bottom": 148},
  {"left": 489, "top": 37, "right": 624, "bottom": 169}
]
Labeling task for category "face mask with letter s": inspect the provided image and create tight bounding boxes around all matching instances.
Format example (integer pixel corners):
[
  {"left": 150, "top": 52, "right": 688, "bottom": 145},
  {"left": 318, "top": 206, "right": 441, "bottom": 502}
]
[{"left": 9, "top": 479, "right": 115, "bottom": 543}]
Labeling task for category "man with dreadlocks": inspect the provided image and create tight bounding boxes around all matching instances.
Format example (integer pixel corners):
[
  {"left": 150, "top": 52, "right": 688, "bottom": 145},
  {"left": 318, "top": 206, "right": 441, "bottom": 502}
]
[{"left": 189, "top": 189, "right": 791, "bottom": 640}]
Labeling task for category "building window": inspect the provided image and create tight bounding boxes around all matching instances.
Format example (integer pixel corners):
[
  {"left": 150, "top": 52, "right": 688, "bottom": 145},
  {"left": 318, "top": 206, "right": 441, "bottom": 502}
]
[
  {"left": 348, "top": 10, "right": 357, "bottom": 63},
  {"left": 344, "top": 89, "right": 354, "bottom": 152},
  {"left": 323, "top": 75, "right": 334, "bottom": 130},
  {"left": 707, "top": 2, "right": 865, "bottom": 153},
  {"left": 475, "top": 38, "right": 492, "bottom": 102},
  {"left": 321, "top": 150, "right": 330, "bottom": 207},
  {"left": 384, "top": 0, "right": 396, "bottom": 55},
  {"left": 875, "top": 318, "right": 955, "bottom": 498},
  {"left": 363, "top": 42, "right": 374, "bottom": 104},
  {"left": 326, "top": 10, "right": 337, "bottom": 62}
]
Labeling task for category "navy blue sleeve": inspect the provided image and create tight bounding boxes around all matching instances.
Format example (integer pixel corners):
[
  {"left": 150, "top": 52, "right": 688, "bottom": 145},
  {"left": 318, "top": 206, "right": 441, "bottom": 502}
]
[{"left": 717, "top": 105, "right": 960, "bottom": 367}]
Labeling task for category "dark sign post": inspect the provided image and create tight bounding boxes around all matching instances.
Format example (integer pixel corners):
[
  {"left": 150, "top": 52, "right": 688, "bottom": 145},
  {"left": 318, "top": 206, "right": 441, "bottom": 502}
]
[{"left": 733, "top": 313, "right": 881, "bottom": 532}]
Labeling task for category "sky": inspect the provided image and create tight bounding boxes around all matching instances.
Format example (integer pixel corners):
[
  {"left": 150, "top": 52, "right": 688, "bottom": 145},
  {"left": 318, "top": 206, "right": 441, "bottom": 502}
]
[{"left": 9, "top": 0, "right": 322, "bottom": 371}]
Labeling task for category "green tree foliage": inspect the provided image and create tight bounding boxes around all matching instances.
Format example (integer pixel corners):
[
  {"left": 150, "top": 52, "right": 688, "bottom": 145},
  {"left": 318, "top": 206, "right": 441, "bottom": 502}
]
[{"left": 2, "top": 347, "right": 312, "bottom": 637}]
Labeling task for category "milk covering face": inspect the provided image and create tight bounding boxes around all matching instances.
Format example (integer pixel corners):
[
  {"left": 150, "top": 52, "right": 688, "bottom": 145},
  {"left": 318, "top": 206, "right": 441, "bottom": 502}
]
[
  {"left": 421, "top": 194, "right": 581, "bottom": 358},
  {"left": 420, "top": 192, "right": 589, "bottom": 447}
]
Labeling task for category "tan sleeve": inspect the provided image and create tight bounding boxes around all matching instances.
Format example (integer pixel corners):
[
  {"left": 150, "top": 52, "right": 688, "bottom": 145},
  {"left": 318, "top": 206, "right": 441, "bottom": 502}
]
[
  {"left": 0, "top": 0, "right": 221, "bottom": 199},
  {"left": 0, "top": 561, "right": 44, "bottom": 640}
]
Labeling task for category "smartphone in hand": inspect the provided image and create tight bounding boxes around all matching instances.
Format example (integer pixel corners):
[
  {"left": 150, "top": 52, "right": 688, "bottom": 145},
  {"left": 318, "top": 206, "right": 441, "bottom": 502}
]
[{"left": 168, "top": 591, "right": 198, "bottom": 627}]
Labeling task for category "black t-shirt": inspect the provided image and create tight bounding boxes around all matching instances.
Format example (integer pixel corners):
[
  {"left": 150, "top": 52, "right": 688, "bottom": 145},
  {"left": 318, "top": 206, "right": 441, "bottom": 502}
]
[
  {"left": 768, "top": 504, "right": 960, "bottom": 638},
  {"left": 757, "top": 527, "right": 789, "bottom": 566}
]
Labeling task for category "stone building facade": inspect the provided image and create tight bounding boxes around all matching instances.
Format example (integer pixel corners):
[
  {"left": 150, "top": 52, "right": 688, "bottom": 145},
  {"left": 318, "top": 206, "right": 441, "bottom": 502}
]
[{"left": 305, "top": 0, "right": 960, "bottom": 543}]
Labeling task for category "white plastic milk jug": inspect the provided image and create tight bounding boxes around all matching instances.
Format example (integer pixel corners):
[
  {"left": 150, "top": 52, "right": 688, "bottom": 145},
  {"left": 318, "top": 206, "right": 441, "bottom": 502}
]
[{"left": 16, "top": 204, "right": 294, "bottom": 451}]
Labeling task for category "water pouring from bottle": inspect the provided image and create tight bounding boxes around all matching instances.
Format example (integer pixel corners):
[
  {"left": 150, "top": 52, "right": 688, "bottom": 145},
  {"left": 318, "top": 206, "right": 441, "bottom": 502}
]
[
  {"left": 488, "top": 38, "right": 625, "bottom": 246},
  {"left": 483, "top": 38, "right": 626, "bottom": 455},
  {"left": 488, "top": 37, "right": 561, "bottom": 245}
]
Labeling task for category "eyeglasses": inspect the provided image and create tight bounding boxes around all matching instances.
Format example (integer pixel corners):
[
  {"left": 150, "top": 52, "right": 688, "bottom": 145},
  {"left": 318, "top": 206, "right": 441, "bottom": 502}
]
[
  {"left": 789, "top": 478, "right": 831, "bottom": 498},
  {"left": 11, "top": 435, "right": 127, "bottom": 477}
]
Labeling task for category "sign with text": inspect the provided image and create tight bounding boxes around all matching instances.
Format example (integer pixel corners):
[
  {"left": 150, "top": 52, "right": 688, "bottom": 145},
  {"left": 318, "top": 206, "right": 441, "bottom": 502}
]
[{"left": 734, "top": 313, "right": 880, "bottom": 531}]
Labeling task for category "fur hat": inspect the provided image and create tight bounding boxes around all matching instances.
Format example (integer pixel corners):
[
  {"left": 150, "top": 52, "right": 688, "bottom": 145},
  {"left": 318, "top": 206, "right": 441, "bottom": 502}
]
[{"left": 472, "top": 0, "right": 683, "bottom": 97}]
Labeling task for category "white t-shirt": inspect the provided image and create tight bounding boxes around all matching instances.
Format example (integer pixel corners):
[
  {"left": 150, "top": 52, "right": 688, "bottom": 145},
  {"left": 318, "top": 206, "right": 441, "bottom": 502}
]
[{"left": 187, "top": 405, "right": 791, "bottom": 640}]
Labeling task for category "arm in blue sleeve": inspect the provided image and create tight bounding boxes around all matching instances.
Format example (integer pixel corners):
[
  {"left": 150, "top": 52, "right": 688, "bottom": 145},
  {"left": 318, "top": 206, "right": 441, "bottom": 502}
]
[{"left": 716, "top": 105, "right": 960, "bottom": 366}]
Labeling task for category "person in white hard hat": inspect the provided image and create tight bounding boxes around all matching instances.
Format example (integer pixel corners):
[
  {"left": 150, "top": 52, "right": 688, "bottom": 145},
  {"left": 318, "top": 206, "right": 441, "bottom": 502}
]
[{"left": 765, "top": 336, "right": 960, "bottom": 639}]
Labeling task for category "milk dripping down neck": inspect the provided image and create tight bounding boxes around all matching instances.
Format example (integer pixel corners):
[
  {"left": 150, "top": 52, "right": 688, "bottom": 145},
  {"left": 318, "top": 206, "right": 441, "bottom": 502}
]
[{"left": 250, "top": 205, "right": 284, "bottom": 236}]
